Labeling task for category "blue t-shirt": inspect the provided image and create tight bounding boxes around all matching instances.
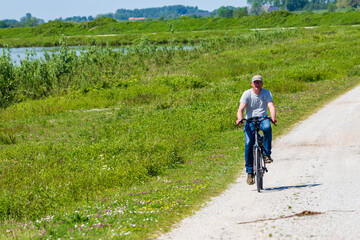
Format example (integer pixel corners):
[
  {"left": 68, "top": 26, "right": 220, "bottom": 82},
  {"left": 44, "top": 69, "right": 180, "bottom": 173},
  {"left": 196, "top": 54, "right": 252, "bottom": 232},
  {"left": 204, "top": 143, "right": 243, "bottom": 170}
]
[{"left": 240, "top": 88, "right": 273, "bottom": 118}]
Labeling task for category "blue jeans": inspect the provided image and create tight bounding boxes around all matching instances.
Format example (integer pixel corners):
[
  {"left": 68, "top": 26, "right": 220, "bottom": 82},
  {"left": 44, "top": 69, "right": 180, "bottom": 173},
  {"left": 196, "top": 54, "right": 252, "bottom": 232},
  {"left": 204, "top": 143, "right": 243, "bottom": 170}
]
[{"left": 244, "top": 118, "right": 272, "bottom": 174}]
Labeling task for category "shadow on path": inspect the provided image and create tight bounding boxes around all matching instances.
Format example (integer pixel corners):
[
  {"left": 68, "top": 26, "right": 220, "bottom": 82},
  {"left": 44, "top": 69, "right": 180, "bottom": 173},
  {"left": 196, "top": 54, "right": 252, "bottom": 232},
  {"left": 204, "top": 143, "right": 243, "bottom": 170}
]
[{"left": 264, "top": 184, "right": 321, "bottom": 192}]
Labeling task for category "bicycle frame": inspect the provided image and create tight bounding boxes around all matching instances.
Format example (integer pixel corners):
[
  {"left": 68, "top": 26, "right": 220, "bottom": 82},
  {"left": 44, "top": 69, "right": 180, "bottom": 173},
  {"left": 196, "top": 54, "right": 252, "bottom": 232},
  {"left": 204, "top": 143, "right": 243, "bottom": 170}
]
[{"left": 239, "top": 116, "right": 273, "bottom": 192}]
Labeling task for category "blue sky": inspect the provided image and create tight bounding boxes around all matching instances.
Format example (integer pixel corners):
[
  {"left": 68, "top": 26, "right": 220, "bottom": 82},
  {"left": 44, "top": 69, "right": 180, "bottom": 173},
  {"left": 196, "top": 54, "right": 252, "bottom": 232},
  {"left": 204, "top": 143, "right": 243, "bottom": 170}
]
[{"left": 1, "top": 0, "right": 248, "bottom": 21}]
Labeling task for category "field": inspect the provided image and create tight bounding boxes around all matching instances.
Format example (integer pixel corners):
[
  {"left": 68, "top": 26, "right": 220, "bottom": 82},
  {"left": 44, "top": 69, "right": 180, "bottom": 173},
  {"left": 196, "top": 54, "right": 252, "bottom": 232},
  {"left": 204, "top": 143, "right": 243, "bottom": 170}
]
[
  {"left": 1, "top": 11, "right": 360, "bottom": 47},
  {"left": 0, "top": 13, "right": 360, "bottom": 239}
]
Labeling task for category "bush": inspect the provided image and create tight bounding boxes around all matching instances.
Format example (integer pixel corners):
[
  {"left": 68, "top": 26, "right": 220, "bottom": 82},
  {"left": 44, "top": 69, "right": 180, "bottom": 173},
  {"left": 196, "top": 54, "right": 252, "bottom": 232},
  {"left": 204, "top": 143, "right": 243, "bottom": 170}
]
[
  {"left": 0, "top": 131, "right": 16, "bottom": 144},
  {"left": 0, "top": 48, "right": 17, "bottom": 108},
  {"left": 328, "top": 3, "right": 337, "bottom": 12},
  {"left": 81, "top": 17, "right": 118, "bottom": 29},
  {"left": 31, "top": 20, "right": 75, "bottom": 36}
]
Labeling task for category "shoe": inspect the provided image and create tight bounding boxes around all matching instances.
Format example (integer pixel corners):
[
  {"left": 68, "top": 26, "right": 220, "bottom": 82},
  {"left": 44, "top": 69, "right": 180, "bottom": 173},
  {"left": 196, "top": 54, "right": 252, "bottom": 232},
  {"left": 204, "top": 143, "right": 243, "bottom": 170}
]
[
  {"left": 264, "top": 155, "right": 273, "bottom": 164},
  {"left": 246, "top": 173, "right": 254, "bottom": 185}
]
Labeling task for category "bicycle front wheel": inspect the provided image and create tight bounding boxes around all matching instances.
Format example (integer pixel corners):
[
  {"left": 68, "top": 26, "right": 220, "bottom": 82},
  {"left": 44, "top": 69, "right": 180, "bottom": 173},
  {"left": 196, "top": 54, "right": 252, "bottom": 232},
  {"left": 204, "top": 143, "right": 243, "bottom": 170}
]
[{"left": 254, "top": 148, "right": 263, "bottom": 192}]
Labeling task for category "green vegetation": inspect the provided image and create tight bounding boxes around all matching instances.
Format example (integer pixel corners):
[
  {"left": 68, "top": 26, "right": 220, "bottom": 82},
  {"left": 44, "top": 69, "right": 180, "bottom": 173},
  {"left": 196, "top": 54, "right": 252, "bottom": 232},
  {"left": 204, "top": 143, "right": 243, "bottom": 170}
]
[
  {"left": 0, "top": 13, "right": 45, "bottom": 28},
  {"left": 0, "top": 19, "right": 360, "bottom": 239},
  {"left": 113, "top": 5, "right": 209, "bottom": 20},
  {"left": 1, "top": 11, "right": 360, "bottom": 48},
  {"left": 250, "top": 0, "right": 357, "bottom": 13},
  {"left": 0, "top": 5, "right": 209, "bottom": 27}
]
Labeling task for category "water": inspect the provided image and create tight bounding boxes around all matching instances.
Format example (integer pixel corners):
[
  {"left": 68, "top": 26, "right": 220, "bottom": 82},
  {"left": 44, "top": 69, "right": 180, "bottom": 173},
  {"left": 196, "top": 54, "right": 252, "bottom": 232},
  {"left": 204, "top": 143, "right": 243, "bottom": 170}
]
[
  {"left": 1, "top": 45, "right": 196, "bottom": 65},
  {"left": 1, "top": 46, "right": 84, "bottom": 65}
]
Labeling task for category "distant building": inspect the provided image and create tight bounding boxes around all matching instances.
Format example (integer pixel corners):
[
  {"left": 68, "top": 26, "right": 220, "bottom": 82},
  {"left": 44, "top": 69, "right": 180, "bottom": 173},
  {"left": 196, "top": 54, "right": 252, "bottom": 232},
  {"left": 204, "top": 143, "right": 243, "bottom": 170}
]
[
  {"left": 247, "top": 5, "right": 280, "bottom": 14},
  {"left": 262, "top": 5, "right": 280, "bottom": 12},
  {"left": 128, "top": 17, "right": 146, "bottom": 21}
]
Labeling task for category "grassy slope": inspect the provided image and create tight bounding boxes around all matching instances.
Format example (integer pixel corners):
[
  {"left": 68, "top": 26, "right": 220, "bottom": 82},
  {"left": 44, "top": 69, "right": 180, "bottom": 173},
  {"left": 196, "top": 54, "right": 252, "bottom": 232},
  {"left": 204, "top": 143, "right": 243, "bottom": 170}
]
[
  {"left": 0, "top": 25, "right": 360, "bottom": 239},
  {"left": 1, "top": 11, "right": 360, "bottom": 47}
]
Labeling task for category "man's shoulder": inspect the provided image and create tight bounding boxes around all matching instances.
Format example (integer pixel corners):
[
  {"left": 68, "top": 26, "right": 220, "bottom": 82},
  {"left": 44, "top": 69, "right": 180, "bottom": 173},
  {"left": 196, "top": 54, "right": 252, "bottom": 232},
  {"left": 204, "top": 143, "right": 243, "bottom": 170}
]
[
  {"left": 261, "top": 88, "right": 273, "bottom": 101},
  {"left": 240, "top": 89, "right": 253, "bottom": 103},
  {"left": 242, "top": 89, "right": 253, "bottom": 95},
  {"left": 261, "top": 88, "right": 272, "bottom": 95}
]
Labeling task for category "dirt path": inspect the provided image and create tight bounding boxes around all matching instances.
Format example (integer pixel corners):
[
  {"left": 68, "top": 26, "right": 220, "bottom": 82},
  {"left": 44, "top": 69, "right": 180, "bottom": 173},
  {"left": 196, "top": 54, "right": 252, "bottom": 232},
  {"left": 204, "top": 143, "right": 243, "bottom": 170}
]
[{"left": 159, "top": 84, "right": 360, "bottom": 240}]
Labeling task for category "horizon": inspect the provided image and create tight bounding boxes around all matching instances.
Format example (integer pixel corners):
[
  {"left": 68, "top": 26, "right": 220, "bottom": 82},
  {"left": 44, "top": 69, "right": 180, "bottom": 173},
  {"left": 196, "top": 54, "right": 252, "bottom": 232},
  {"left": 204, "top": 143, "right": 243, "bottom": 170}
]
[{"left": 0, "top": 0, "right": 248, "bottom": 22}]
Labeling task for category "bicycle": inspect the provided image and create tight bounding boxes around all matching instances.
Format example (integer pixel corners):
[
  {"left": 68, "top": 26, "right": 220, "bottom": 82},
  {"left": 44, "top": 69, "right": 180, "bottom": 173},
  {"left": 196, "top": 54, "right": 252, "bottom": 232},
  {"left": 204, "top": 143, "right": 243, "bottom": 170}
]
[{"left": 238, "top": 116, "right": 276, "bottom": 192}]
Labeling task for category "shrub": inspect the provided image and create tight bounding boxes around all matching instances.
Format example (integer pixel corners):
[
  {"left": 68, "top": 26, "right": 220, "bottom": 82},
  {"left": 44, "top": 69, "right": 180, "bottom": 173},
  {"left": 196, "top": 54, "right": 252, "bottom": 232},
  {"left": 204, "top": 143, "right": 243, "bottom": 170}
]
[
  {"left": 0, "top": 131, "right": 16, "bottom": 144},
  {"left": 328, "top": 3, "right": 337, "bottom": 12},
  {"left": 0, "top": 48, "right": 17, "bottom": 108}
]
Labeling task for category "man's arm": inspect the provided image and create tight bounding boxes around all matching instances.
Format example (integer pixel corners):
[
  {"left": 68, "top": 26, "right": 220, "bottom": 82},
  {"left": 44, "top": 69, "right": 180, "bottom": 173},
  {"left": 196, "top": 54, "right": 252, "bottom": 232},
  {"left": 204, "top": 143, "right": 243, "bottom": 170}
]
[
  {"left": 268, "top": 101, "right": 277, "bottom": 124},
  {"left": 236, "top": 103, "right": 246, "bottom": 125}
]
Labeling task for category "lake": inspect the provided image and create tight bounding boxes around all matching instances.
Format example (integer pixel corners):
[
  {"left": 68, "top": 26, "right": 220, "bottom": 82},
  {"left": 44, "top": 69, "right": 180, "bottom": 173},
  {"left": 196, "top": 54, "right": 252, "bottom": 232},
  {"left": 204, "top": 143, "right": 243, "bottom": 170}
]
[
  {"left": 1, "top": 46, "right": 83, "bottom": 65},
  {"left": 1, "top": 45, "right": 195, "bottom": 65}
]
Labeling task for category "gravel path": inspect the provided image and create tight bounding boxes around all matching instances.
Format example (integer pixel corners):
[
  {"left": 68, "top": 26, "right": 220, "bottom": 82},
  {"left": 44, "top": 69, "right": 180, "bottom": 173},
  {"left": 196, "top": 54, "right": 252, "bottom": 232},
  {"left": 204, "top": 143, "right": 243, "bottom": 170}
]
[{"left": 159, "top": 84, "right": 360, "bottom": 240}]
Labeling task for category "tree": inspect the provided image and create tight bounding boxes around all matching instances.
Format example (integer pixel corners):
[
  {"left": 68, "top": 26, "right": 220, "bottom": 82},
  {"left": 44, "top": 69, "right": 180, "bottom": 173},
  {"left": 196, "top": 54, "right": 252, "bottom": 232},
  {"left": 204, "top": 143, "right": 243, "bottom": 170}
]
[
  {"left": 234, "top": 7, "right": 249, "bottom": 17},
  {"left": 271, "top": 0, "right": 287, "bottom": 7},
  {"left": 20, "top": 13, "right": 32, "bottom": 23},
  {"left": 96, "top": 13, "right": 115, "bottom": 19},
  {"left": 285, "top": 0, "right": 309, "bottom": 11},
  {"left": 114, "top": 5, "right": 206, "bottom": 20},
  {"left": 336, "top": 0, "right": 359, "bottom": 8},
  {"left": 226, "top": 9, "right": 234, "bottom": 17},
  {"left": 217, "top": 6, "right": 234, "bottom": 17},
  {"left": 327, "top": 3, "right": 337, "bottom": 11},
  {"left": 24, "top": 17, "right": 39, "bottom": 27},
  {"left": 0, "top": 21, "right": 7, "bottom": 28},
  {"left": 250, "top": 0, "right": 263, "bottom": 15}
]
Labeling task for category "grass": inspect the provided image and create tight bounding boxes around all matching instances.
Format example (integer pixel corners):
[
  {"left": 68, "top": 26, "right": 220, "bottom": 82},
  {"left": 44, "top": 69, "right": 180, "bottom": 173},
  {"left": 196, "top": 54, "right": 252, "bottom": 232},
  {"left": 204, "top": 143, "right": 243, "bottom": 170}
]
[
  {"left": 1, "top": 11, "right": 360, "bottom": 47},
  {"left": 0, "top": 25, "right": 359, "bottom": 239}
]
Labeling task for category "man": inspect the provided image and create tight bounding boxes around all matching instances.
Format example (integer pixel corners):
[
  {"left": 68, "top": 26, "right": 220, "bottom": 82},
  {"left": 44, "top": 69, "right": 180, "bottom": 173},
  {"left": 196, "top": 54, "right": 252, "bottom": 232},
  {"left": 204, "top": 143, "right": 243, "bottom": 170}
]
[{"left": 236, "top": 75, "right": 277, "bottom": 185}]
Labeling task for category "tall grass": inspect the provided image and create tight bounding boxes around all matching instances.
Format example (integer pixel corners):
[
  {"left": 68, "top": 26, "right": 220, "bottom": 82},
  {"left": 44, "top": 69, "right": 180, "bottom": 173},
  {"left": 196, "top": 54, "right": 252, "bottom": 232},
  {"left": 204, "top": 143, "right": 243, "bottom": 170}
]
[{"left": 0, "top": 29, "right": 302, "bottom": 110}]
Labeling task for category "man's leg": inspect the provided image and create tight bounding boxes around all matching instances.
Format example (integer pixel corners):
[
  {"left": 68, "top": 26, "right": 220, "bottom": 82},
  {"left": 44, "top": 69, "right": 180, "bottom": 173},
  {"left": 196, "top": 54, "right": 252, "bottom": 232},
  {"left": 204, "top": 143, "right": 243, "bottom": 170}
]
[
  {"left": 244, "top": 122, "right": 255, "bottom": 173},
  {"left": 260, "top": 118, "right": 272, "bottom": 159}
]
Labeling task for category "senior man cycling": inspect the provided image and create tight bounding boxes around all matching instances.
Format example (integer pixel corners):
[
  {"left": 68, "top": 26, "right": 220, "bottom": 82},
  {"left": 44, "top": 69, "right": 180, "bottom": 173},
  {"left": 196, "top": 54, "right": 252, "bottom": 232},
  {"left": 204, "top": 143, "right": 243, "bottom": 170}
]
[{"left": 236, "top": 75, "right": 277, "bottom": 185}]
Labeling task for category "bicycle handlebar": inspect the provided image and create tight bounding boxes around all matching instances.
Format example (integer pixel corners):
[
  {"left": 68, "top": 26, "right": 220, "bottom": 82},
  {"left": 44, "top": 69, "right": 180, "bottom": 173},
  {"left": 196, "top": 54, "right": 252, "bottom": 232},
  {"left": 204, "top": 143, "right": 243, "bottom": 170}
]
[{"left": 237, "top": 116, "right": 277, "bottom": 126}]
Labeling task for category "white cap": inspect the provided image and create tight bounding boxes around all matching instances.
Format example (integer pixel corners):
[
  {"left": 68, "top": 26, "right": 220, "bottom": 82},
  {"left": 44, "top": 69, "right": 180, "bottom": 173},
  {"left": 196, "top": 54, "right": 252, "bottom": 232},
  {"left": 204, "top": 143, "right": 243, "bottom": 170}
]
[{"left": 251, "top": 75, "right": 263, "bottom": 82}]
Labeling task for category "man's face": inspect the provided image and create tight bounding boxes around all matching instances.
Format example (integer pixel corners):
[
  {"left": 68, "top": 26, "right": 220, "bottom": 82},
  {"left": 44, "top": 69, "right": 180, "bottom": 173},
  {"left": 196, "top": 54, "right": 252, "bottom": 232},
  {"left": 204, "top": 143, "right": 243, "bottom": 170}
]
[{"left": 251, "top": 80, "right": 263, "bottom": 90}]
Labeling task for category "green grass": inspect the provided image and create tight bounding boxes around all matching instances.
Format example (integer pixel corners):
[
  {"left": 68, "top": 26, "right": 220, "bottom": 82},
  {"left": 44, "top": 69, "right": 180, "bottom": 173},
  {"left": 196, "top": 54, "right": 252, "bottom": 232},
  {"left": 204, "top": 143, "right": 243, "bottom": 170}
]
[
  {"left": 0, "top": 25, "right": 359, "bottom": 239},
  {"left": 1, "top": 11, "right": 360, "bottom": 47}
]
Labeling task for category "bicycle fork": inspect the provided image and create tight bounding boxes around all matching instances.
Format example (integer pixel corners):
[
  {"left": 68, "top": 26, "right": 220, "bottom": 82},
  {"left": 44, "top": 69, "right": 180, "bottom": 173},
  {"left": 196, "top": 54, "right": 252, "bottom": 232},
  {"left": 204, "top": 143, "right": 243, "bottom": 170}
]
[
  {"left": 258, "top": 133, "right": 268, "bottom": 174},
  {"left": 253, "top": 137, "right": 268, "bottom": 176}
]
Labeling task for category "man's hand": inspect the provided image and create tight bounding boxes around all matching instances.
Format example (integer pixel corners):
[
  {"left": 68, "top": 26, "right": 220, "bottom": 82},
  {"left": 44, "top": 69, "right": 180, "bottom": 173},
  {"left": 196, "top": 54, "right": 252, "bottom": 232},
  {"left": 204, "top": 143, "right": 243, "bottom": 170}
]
[
  {"left": 236, "top": 119, "right": 243, "bottom": 125},
  {"left": 271, "top": 118, "right": 277, "bottom": 125}
]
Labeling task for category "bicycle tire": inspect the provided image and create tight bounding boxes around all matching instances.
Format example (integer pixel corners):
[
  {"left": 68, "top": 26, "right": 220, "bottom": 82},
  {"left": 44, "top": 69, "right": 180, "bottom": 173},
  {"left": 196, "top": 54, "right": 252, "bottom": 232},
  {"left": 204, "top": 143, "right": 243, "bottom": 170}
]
[
  {"left": 259, "top": 156, "right": 263, "bottom": 190},
  {"left": 255, "top": 148, "right": 262, "bottom": 192}
]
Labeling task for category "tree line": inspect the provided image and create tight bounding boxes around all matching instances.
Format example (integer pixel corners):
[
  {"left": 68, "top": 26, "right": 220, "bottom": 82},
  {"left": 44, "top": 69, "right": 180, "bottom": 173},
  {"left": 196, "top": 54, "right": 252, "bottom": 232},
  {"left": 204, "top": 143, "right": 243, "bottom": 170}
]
[
  {"left": 0, "top": 5, "right": 211, "bottom": 28},
  {"left": 248, "top": 0, "right": 357, "bottom": 14},
  {"left": 112, "top": 5, "right": 210, "bottom": 20},
  {"left": 51, "top": 5, "right": 210, "bottom": 22},
  {"left": 1, "top": 2, "right": 359, "bottom": 29},
  {"left": 0, "top": 13, "right": 44, "bottom": 28}
]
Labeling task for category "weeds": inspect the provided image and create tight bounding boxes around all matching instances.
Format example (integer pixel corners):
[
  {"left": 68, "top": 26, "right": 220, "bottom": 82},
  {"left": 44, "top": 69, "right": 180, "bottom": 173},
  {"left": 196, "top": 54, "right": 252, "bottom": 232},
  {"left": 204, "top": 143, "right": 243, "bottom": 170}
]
[
  {"left": 0, "top": 132, "right": 16, "bottom": 145},
  {"left": 0, "top": 28, "right": 303, "bottom": 110}
]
